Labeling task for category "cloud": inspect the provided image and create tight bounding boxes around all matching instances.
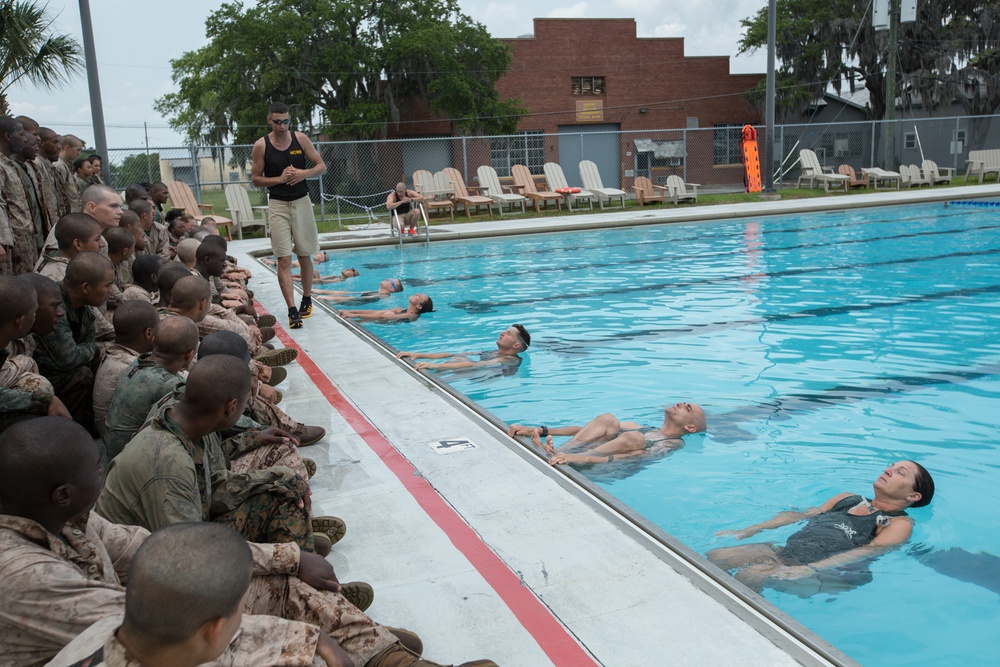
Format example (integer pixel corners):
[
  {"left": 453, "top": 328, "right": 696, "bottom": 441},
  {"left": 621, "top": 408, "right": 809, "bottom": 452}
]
[{"left": 544, "top": 3, "right": 589, "bottom": 19}]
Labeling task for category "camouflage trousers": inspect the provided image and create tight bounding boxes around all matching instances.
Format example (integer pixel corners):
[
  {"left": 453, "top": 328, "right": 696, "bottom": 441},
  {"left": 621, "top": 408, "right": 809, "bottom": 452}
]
[
  {"left": 11, "top": 231, "right": 39, "bottom": 276},
  {"left": 214, "top": 486, "right": 316, "bottom": 553},
  {"left": 230, "top": 438, "right": 310, "bottom": 486},
  {"left": 249, "top": 394, "right": 304, "bottom": 434},
  {"left": 0, "top": 358, "right": 55, "bottom": 434},
  {"left": 245, "top": 574, "right": 397, "bottom": 667}
]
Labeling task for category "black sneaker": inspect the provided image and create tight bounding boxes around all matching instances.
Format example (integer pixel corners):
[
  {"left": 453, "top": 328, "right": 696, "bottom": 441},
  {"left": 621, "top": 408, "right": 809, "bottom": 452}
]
[
  {"left": 299, "top": 296, "right": 313, "bottom": 319},
  {"left": 288, "top": 307, "right": 303, "bottom": 329}
]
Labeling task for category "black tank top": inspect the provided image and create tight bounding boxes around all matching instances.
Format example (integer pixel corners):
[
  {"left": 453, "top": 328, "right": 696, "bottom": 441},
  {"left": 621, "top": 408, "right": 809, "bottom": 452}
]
[
  {"left": 779, "top": 495, "right": 908, "bottom": 565},
  {"left": 263, "top": 133, "right": 309, "bottom": 201}
]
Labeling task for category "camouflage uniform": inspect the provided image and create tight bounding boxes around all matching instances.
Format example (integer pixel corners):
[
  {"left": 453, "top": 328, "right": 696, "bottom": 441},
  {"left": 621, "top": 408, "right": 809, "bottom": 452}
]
[
  {"left": 143, "top": 220, "right": 171, "bottom": 260},
  {"left": 103, "top": 354, "right": 183, "bottom": 460},
  {"left": 96, "top": 400, "right": 317, "bottom": 552},
  {"left": 92, "top": 344, "right": 140, "bottom": 439},
  {"left": 52, "top": 156, "right": 83, "bottom": 216},
  {"left": 0, "top": 152, "right": 37, "bottom": 274},
  {"left": 35, "top": 252, "right": 68, "bottom": 281},
  {"left": 32, "top": 286, "right": 100, "bottom": 432},
  {"left": 11, "top": 158, "right": 46, "bottom": 260},
  {"left": 0, "top": 345, "right": 55, "bottom": 433},
  {"left": 0, "top": 512, "right": 397, "bottom": 667},
  {"left": 32, "top": 156, "right": 60, "bottom": 238},
  {"left": 120, "top": 283, "right": 158, "bottom": 305}
]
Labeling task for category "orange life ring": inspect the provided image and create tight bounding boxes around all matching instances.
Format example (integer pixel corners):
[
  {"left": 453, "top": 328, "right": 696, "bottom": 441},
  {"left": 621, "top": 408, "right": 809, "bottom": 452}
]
[{"left": 555, "top": 187, "right": 581, "bottom": 194}]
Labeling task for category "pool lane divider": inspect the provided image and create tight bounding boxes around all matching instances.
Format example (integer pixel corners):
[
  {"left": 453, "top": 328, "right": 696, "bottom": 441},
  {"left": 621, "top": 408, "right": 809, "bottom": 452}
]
[{"left": 265, "top": 314, "right": 598, "bottom": 667}]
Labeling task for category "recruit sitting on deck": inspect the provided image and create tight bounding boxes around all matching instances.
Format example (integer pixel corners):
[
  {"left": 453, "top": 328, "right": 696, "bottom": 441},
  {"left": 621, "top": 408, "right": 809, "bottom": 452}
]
[
  {"left": 397, "top": 323, "right": 530, "bottom": 373},
  {"left": 708, "top": 460, "right": 935, "bottom": 596},
  {"left": 508, "top": 401, "right": 707, "bottom": 466}
]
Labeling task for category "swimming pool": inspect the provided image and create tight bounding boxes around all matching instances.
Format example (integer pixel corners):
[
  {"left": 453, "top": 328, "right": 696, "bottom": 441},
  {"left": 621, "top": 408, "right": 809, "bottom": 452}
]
[{"left": 322, "top": 202, "right": 1000, "bottom": 667}]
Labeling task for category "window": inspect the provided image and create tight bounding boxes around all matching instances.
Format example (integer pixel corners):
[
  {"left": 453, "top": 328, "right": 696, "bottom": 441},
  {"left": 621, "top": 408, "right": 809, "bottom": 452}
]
[
  {"left": 904, "top": 132, "right": 916, "bottom": 150},
  {"left": 713, "top": 124, "right": 742, "bottom": 165},
  {"left": 635, "top": 152, "right": 684, "bottom": 179},
  {"left": 572, "top": 77, "right": 606, "bottom": 96},
  {"left": 490, "top": 130, "right": 544, "bottom": 177}
]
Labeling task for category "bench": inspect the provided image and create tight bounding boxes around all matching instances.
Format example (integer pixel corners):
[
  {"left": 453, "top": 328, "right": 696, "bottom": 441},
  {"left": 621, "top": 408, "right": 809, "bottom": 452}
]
[{"left": 965, "top": 149, "right": 1000, "bottom": 184}]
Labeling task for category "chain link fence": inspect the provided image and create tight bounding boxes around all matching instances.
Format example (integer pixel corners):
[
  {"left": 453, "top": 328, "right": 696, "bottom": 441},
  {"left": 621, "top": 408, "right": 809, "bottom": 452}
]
[{"left": 105, "top": 113, "right": 1000, "bottom": 228}]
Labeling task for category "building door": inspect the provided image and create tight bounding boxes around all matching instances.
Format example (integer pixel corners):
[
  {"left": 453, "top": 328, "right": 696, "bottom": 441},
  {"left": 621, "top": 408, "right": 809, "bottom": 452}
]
[
  {"left": 402, "top": 139, "right": 452, "bottom": 186},
  {"left": 557, "top": 124, "right": 621, "bottom": 188}
]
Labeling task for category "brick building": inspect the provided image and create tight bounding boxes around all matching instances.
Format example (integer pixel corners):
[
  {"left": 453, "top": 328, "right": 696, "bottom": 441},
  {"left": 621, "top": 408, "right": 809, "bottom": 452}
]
[
  {"left": 492, "top": 18, "right": 764, "bottom": 189},
  {"left": 370, "top": 17, "right": 763, "bottom": 194}
]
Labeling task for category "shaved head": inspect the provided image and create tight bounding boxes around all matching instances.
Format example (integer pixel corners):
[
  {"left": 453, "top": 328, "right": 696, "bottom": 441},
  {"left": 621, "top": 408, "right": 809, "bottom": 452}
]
[
  {"left": 183, "top": 355, "right": 252, "bottom": 414},
  {"left": 112, "top": 300, "right": 159, "bottom": 341},
  {"left": 82, "top": 184, "right": 118, "bottom": 208},
  {"left": 152, "top": 317, "right": 200, "bottom": 357},
  {"left": 123, "top": 522, "right": 252, "bottom": 646},
  {"left": 0, "top": 417, "right": 98, "bottom": 510},
  {"left": 197, "top": 331, "right": 251, "bottom": 364},
  {"left": 64, "top": 252, "right": 114, "bottom": 288},
  {"left": 169, "top": 275, "right": 210, "bottom": 310},
  {"left": 0, "top": 275, "right": 37, "bottom": 323}
]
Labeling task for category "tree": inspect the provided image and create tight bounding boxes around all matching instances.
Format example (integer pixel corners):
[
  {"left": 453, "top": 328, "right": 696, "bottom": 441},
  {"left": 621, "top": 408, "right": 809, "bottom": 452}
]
[
  {"left": 0, "top": 0, "right": 84, "bottom": 116},
  {"left": 155, "top": 0, "right": 526, "bottom": 145},
  {"left": 111, "top": 152, "right": 161, "bottom": 189},
  {"left": 738, "top": 1, "right": 1000, "bottom": 122}
]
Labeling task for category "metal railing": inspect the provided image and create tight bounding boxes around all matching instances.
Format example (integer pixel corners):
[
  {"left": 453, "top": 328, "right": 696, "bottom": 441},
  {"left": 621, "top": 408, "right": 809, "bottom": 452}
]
[{"left": 105, "top": 113, "right": 1000, "bottom": 226}]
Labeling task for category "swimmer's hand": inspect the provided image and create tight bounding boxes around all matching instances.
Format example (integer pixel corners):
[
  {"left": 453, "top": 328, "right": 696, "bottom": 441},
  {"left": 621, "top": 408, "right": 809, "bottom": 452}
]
[
  {"left": 506, "top": 424, "right": 538, "bottom": 437},
  {"left": 396, "top": 351, "right": 416, "bottom": 360},
  {"left": 716, "top": 527, "right": 759, "bottom": 540},
  {"left": 414, "top": 362, "right": 438, "bottom": 370},
  {"left": 548, "top": 452, "right": 587, "bottom": 465},
  {"left": 767, "top": 565, "right": 814, "bottom": 581},
  {"left": 531, "top": 430, "right": 556, "bottom": 456}
]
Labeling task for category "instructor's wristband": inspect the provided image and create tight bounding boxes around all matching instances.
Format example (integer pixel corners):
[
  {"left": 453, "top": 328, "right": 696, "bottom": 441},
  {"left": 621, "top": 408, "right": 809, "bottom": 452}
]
[{"left": 539, "top": 426, "right": 548, "bottom": 437}]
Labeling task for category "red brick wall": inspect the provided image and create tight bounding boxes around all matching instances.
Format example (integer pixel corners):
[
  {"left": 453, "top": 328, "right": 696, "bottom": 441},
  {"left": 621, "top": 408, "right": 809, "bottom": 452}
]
[{"left": 496, "top": 18, "right": 763, "bottom": 134}]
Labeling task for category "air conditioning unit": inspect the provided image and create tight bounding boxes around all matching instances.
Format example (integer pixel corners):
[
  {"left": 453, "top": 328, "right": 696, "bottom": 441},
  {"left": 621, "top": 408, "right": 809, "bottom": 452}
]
[{"left": 834, "top": 139, "right": 850, "bottom": 157}]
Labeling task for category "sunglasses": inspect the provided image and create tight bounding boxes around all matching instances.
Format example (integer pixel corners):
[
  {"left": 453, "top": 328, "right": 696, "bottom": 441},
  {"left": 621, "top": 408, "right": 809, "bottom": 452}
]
[{"left": 270, "top": 118, "right": 292, "bottom": 125}]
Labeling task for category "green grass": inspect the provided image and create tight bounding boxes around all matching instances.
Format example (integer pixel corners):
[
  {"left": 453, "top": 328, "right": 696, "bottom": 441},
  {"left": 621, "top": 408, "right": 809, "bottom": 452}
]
[{"left": 187, "top": 175, "right": 990, "bottom": 239}]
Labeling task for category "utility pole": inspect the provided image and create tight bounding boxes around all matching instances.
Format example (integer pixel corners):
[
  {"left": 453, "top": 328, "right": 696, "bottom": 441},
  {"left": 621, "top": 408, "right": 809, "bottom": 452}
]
[
  {"left": 78, "top": 0, "right": 110, "bottom": 184},
  {"left": 763, "top": 0, "right": 777, "bottom": 191},
  {"left": 875, "top": 0, "right": 917, "bottom": 169}
]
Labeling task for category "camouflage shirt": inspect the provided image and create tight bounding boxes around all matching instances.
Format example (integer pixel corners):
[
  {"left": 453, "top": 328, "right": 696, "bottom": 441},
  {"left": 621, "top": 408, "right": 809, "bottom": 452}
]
[
  {"left": 32, "top": 156, "right": 60, "bottom": 234},
  {"left": 0, "top": 348, "right": 53, "bottom": 416},
  {"left": 0, "top": 511, "right": 308, "bottom": 667},
  {"left": 92, "top": 344, "right": 141, "bottom": 438},
  {"left": 34, "top": 252, "right": 68, "bottom": 281},
  {"left": 32, "top": 286, "right": 98, "bottom": 375},
  {"left": 52, "top": 157, "right": 83, "bottom": 216},
  {"left": 96, "top": 397, "right": 308, "bottom": 530},
  {"left": 0, "top": 153, "right": 27, "bottom": 250},
  {"left": 120, "top": 283, "right": 158, "bottom": 305},
  {"left": 102, "top": 354, "right": 183, "bottom": 459}
]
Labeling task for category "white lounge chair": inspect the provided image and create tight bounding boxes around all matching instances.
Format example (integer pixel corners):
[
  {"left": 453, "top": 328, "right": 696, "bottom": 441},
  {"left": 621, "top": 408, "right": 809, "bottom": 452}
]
[
  {"left": 665, "top": 175, "right": 699, "bottom": 204},
  {"left": 965, "top": 149, "right": 1000, "bottom": 183},
  {"left": 861, "top": 167, "right": 901, "bottom": 190},
  {"left": 223, "top": 183, "right": 269, "bottom": 240},
  {"left": 900, "top": 164, "right": 931, "bottom": 188},
  {"left": 476, "top": 166, "right": 527, "bottom": 216},
  {"left": 413, "top": 170, "right": 454, "bottom": 220},
  {"left": 579, "top": 160, "right": 626, "bottom": 209},
  {"left": 921, "top": 159, "right": 954, "bottom": 185},
  {"left": 796, "top": 149, "right": 850, "bottom": 193},
  {"left": 543, "top": 162, "right": 595, "bottom": 211}
]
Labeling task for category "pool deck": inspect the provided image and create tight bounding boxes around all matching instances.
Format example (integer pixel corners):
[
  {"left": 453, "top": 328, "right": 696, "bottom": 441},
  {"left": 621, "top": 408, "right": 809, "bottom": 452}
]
[{"left": 231, "top": 185, "right": 999, "bottom": 667}]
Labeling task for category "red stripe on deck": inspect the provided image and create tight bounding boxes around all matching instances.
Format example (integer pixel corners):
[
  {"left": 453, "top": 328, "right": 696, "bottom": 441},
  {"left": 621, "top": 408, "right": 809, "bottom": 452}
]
[{"left": 269, "top": 322, "right": 597, "bottom": 666}]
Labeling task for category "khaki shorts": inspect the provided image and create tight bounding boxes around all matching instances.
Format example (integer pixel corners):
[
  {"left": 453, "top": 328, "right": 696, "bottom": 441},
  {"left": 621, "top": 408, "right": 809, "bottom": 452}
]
[{"left": 269, "top": 195, "right": 319, "bottom": 258}]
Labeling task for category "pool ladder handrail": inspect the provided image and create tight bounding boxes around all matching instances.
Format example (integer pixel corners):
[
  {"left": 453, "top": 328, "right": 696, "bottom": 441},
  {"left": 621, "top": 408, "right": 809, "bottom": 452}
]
[{"left": 392, "top": 203, "right": 431, "bottom": 248}]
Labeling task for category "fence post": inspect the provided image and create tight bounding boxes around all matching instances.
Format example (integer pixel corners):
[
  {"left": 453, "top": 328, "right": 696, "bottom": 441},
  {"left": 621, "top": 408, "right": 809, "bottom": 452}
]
[
  {"left": 777, "top": 124, "right": 784, "bottom": 185},
  {"left": 954, "top": 117, "right": 961, "bottom": 174},
  {"left": 870, "top": 121, "right": 876, "bottom": 168},
  {"left": 682, "top": 128, "right": 688, "bottom": 182},
  {"left": 189, "top": 144, "right": 202, "bottom": 201},
  {"left": 462, "top": 136, "right": 468, "bottom": 184}
]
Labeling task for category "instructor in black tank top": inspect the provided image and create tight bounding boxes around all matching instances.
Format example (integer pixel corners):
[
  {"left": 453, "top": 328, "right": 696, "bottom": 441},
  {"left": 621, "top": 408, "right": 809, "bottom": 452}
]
[{"left": 251, "top": 102, "right": 327, "bottom": 329}]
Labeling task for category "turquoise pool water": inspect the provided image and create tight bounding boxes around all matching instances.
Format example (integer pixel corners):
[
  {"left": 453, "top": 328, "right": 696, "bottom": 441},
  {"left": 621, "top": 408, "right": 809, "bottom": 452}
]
[{"left": 322, "top": 203, "right": 1000, "bottom": 667}]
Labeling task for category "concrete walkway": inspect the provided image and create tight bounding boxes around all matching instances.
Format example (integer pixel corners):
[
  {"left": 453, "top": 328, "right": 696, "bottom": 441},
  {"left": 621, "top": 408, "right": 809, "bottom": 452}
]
[{"left": 230, "top": 185, "right": 999, "bottom": 666}]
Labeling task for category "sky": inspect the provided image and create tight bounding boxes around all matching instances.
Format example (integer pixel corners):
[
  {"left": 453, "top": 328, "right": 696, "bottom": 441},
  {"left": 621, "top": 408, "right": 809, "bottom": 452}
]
[{"left": 9, "top": 0, "right": 770, "bottom": 149}]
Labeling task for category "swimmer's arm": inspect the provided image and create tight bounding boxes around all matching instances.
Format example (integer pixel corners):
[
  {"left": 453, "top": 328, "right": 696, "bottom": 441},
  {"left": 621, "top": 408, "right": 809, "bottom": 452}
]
[
  {"left": 397, "top": 351, "right": 455, "bottom": 360},
  {"left": 718, "top": 492, "right": 853, "bottom": 540},
  {"left": 415, "top": 357, "right": 501, "bottom": 370},
  {"left": 507, "top": 424, "right": 583, "bottom": 437}
]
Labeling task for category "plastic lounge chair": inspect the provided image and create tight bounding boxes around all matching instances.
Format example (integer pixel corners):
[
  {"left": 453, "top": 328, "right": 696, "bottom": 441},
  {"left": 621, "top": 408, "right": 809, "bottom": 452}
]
[
  {"left": 413, "top": 171, "right": 454, "bottom": 221},
  {"left": 442, "top": 167, "right": 493, "bottom": 219},
  {"left": 224, "top": 183, "right": 269, "bottom": 240},
  {"left": 632, "top": 176, "right": 666, "bottom": 205},
  {"left": 476, "top": 166, "right": 527, "bottom": 216},
  {"left": 837, "top": 165, "right": 869, "bottom": 189},
  {"left": 167, "top": 180, "right": 234, "bottom": 240},
  {"left": 665, "top": 175, "right": 699, "bottom": 204},
  {"left": 796, "top": 150, "right": 850, "bottom": 193},
  {"left": 922, "top": 159, "right": 954, "bottom": 185},
  {"left": 511, "top": 164, "right": 562, "bottom": 213},
  {"left": 900, "top": 164, "right": 931, "bottom": 188},
  {"left": 543, "top": 162, "right": 595, "bottom": 211},
  {"left": 861, "top": 167, "right": 901, "bottom": 190},
  {"left": 579, "top": 160, "right": 626, "bottom": 210},
  {"left": 964, "top": 149, "right": 1000, "bottom": 183}
]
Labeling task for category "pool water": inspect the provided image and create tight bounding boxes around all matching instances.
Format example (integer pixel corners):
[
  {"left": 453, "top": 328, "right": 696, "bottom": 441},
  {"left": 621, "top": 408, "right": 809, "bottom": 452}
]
[{"left": 321, "top": 203, "right": 1000, "bottom": 667}]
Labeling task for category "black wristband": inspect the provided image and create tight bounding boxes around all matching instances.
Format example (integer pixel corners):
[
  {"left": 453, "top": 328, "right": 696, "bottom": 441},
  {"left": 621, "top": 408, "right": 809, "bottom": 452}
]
[
  {"left": 539, "top": 426, "right": 548, "bottom": 437},
  {"left": 607, "top": 454, "right": 614, "bottom": 463}
]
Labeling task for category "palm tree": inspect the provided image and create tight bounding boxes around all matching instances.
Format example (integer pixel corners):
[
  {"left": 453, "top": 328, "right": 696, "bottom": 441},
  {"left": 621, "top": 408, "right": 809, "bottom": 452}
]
[{"left": 0, "top": 0, "right": 84, "bottom": 116}]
